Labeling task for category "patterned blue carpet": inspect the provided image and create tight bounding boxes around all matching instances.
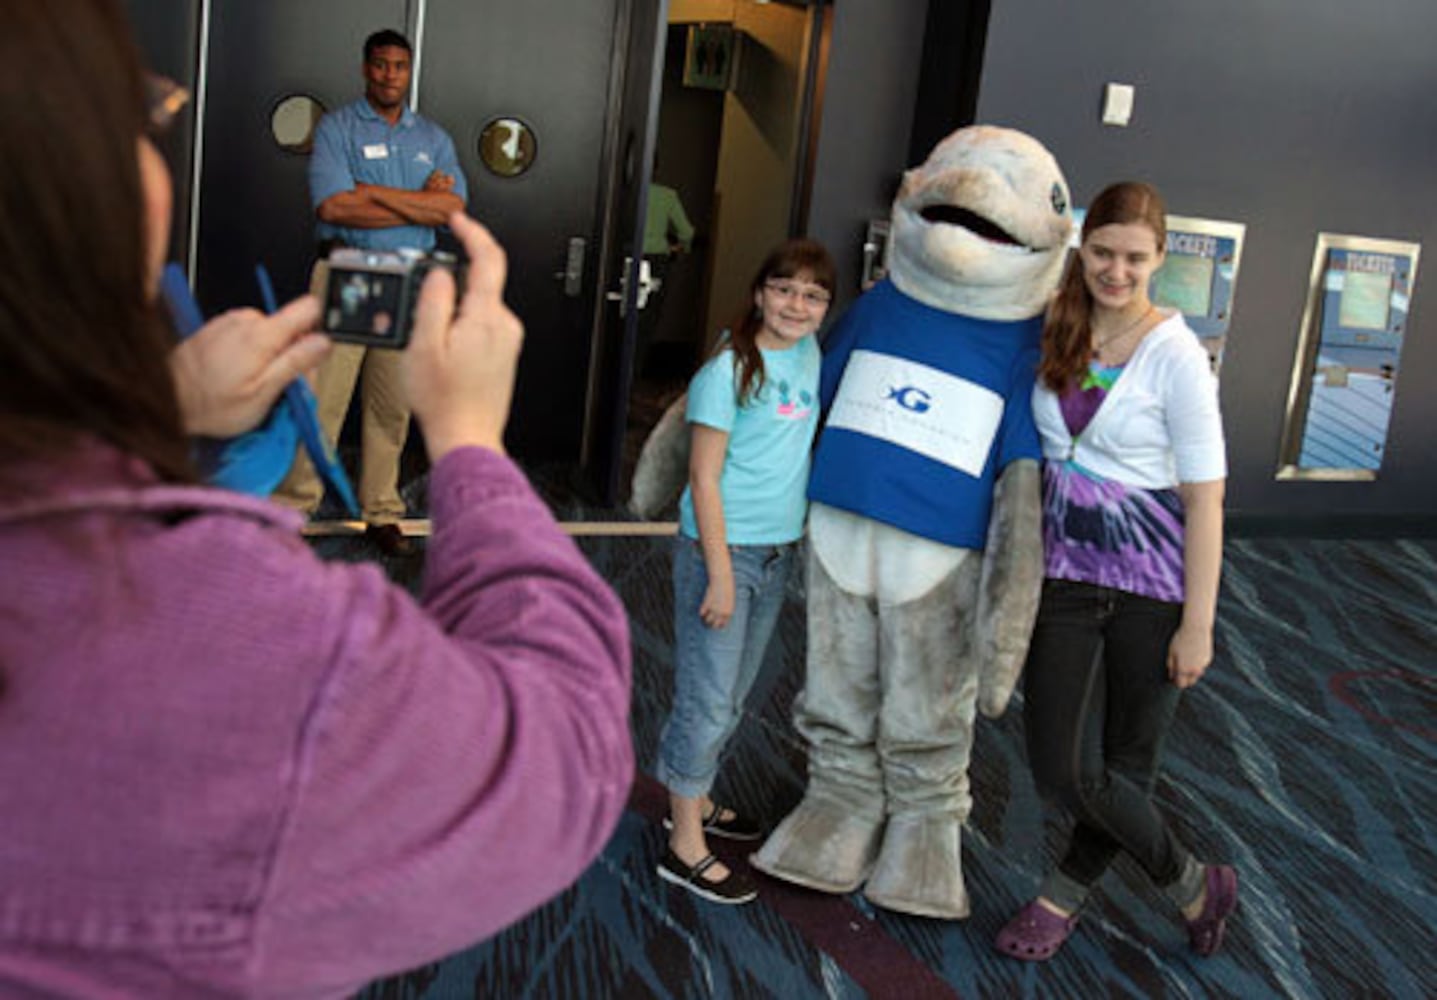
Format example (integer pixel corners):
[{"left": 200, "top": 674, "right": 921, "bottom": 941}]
[{"left": 332, "top": 533, "right": 1437, "bottom": 1000}]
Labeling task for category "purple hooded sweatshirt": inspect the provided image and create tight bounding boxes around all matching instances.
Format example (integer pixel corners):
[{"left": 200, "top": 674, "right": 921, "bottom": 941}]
[{"left": 0, "top": 443, "right": 633, "bottom": 998}]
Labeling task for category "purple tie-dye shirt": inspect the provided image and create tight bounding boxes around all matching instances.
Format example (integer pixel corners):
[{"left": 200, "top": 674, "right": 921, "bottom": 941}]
[{"left": 1044, "top": 362, "right": 1186, "bottom": 603}]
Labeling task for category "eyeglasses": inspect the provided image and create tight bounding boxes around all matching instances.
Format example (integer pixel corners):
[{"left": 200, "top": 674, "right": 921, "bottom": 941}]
[
  {"left": 764, "top": 280, "right": 831, "bottom": 307},
  {"left": 145, "top": 73, "right": 190, "bottom": 137}
]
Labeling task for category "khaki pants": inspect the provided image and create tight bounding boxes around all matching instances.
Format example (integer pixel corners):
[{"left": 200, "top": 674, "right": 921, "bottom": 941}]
[{"left": 273, "top": 342, "right": 409, "bottom": 524}]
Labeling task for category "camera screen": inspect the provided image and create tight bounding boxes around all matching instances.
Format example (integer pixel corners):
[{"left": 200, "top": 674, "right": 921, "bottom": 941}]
[{"left": 324, "top": 267, "right": 405, "bottom": 341}]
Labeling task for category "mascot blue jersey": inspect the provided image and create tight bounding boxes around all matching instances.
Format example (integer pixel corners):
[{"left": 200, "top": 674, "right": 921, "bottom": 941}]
[{"left": 809, "top": 279, "right": 1042, "bottom": 549}]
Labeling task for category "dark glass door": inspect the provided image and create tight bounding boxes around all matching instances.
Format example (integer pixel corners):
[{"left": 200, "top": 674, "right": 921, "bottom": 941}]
[
  {"left": 195, "top": 0, "right": 408, "bottom": 312},
  {"left": 188, "top": 0, "right": 667, "bottom": 503}
]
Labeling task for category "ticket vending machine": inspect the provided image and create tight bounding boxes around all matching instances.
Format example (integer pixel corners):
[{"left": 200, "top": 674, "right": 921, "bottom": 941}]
[
  {"left": 1149, "top": 216, "right": 1245, "bottom": 372},
  {"left": 1277, "top": 234, "right": 1420, "bottom": 480}
]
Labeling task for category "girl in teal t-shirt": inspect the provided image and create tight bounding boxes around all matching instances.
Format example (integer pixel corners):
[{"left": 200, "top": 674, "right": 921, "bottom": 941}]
[{"left": 656, "top": 239, "right": 835, "bottom": 904}]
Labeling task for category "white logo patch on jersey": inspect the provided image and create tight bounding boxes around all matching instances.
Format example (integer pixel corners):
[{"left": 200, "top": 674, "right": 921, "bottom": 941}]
[{"left": 826, "top": 349, "right": 1002, "bottom": 476}]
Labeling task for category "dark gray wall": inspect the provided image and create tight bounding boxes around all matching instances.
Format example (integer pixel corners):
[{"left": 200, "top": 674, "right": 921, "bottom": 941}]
[
  {"left": 805, "top": 0, "right": 929, "bottom": 309},
  {"left": 976, "top": 0, "right": 1437, "bottom": 525}
]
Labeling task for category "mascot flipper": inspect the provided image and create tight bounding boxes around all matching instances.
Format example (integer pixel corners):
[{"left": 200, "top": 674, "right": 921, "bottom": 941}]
[
  {"left": 628, "top": 389, "right": 690, "bottom": 520},
  {"left": 750, "top": 126, "right": 1071, "bottom": 919}
]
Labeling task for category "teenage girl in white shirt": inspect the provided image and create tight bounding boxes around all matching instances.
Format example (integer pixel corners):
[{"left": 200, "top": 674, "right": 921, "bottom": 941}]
[{"left": 996, "top": 181, "right": 1237, "bottom": 961}]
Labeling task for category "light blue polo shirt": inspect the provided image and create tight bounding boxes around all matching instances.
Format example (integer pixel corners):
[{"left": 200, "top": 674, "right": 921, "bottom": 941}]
[
  {"left": 678, "top": 336, "right": 821, "bottom": 545},
  {"left": 309, "top": 98, "right": 468, "bottom": 251}
]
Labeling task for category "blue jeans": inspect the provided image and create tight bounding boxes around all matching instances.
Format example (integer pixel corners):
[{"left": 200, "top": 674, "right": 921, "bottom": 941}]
[
  {"left": 1023, "top": 578, "right": 1195, "bottom": 909},
  {"left": 656, "top": 535, "right": 796, "bottom": 799}
]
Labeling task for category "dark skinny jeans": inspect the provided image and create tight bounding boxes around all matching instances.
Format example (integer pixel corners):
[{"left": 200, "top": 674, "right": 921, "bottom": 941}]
[{"left": 1024, "top": 578, "right": 1194, "bottom": 899}]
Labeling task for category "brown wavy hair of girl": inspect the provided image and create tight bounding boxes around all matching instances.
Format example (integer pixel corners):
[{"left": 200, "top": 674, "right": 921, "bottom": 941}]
[
  {"left": 0, "top": 0, "right": 194, "bottom": 491},
  {"left": 721, "top": 239, "right": 836, "bottom": 405},
  {"left": 1038, "top": 181, "right": 1167, "bottom": 391}
]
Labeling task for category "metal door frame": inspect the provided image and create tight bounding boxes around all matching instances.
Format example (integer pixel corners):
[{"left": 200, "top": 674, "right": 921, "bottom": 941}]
[
  {"left": 580, "top": 0, "right": 669, "bottom": 501},
  {"left": 184, "top": 0, "right": 213, "bottom": 281}
]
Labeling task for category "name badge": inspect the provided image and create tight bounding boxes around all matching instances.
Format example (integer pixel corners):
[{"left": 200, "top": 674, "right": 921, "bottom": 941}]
[{"left": 362, "top": 143, "right": 389, "bottom": 160}]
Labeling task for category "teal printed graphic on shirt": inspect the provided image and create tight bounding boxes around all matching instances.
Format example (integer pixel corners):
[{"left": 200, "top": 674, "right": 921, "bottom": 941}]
[
  {"left": 774, "top": 379, "right": 814, "bottom": 420},
  {"left": 679, "top": 337, "right": 821, "bottom": 544}
]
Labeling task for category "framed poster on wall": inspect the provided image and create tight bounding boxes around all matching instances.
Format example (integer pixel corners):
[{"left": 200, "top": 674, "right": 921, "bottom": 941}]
[{"left": 683, "top": 24, "right": 739, "bottom": 91}]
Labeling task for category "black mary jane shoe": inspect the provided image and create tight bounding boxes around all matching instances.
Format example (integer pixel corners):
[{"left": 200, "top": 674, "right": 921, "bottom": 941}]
[{"left": 657, "top": 848, "right": 758, "bottom": 905}]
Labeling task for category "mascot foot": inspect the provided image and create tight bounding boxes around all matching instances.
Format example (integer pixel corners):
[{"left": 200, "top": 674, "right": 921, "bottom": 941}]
[
  {"left": 862, "top": 812, "right": 970, "bottom": 919},
  {"left": 750, "top": 795, "right": 883, "bottom": 894}
]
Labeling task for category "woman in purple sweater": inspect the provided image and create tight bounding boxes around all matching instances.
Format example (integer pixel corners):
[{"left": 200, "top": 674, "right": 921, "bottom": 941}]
[{"left": 0, "top": 3, "right": 632, "bottom": 997}]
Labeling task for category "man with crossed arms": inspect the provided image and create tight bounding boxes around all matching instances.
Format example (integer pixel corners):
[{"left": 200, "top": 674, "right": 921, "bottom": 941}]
[{"left": 277, "top": 28, "right": 467, "bottom": 556}]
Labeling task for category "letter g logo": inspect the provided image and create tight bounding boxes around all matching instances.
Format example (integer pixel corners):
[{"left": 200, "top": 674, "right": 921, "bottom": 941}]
[{"left": 886, "top": 386, "right": 932, "bottom": 414}]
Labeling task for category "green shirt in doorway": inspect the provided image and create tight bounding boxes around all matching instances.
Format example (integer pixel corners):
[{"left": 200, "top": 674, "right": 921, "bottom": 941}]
[{"left": 644, "top": 183, "right": 695, "bottom": 256}]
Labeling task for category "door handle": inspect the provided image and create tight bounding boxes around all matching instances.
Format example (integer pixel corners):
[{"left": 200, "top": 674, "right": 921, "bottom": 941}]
[
  {"left": 603, "top": 255, "right": 628, "bottom": 309},
  {"left": 553, "top": 236, "right": 585, "bottom": 297},
  {"left": 605, "top": 257, "right": 659, "bottom": 316},
  {"left": 861, "top": 219, "right": 891, "bottom": 291},
  {"left": 635, "top": 258, "right": 659, "bottom": 310}
]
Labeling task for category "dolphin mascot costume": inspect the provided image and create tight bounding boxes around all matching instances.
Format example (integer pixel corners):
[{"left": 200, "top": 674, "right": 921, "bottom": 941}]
[{"left": 632, "top": 126, "right": 1072, "bottom": 918}]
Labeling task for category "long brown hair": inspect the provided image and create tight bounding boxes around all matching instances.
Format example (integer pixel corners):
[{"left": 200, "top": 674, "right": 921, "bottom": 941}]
[
  {"left": 1038, "top": 181, "right": 1166, "bottom": 391},
  {"left": 719, "top": 239, "right": 835, "bottom": 404},
  {"left": 0, "top": 0, "right": 194, "bottom": 491}
]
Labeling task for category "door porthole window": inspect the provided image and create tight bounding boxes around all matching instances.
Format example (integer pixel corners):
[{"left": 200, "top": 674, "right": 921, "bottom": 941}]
[
  {"left": 270, "top": 94, "right": 326, "bottom": 154},
  {"left": 478, "top": 118, "right": 538, "bottom": 177}
]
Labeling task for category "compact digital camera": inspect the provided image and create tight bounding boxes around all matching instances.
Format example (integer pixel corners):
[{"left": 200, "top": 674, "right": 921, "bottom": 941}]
[{"left": 314, "top": 247, "right": 462, "bottom": 349}]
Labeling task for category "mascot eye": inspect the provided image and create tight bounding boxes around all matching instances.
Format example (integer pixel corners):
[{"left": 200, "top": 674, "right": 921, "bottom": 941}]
[{"left": 1051, "top": 183, "right": 1068, "bottom": 215}]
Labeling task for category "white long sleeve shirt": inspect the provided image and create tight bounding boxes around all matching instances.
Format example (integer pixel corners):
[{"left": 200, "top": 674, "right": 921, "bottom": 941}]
[{"left": 1033, "top": 312, "right": 1227, "bottom": 489}]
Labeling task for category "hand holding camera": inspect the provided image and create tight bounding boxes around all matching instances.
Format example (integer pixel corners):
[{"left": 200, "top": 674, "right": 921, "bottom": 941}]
[
  {"left": 171, "top": 295, "right": 330, "bottom": 437},
  {"left": 401, "top": 212, "right": 523, "bottom": 460}
]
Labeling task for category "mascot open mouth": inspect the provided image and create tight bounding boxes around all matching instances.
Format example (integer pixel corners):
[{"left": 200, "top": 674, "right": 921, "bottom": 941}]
[{"left": 919, "top": 205, "right": 1025, "bottom": 248}]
